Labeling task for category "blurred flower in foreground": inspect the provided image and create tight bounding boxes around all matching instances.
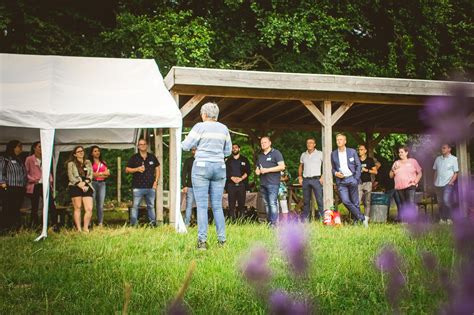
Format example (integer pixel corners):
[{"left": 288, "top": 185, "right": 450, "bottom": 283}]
[
  {"left": 241, "top": 245, "right": 272, "bottom": 288},
  {"left": 375, "top": 245, "right": 406, "bottom": 310},
  {"left": 278, "top": 222, "right": 309, "bottom": 276},
  {"left": 399, "top": 204, "right": 432, "bottom": 237},
  {"left": 269, "top": 290, "right": 312, "bottom": 315}
]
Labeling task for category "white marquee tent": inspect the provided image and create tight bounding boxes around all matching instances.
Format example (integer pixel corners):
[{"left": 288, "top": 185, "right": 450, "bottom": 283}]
[{"left": 0, "top": 53, "right": 186, "bottom": 239}]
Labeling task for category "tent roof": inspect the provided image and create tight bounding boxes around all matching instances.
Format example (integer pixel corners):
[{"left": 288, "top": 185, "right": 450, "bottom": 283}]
[{"left": 0, "top": 54, "right": 182, "bottom": 130}]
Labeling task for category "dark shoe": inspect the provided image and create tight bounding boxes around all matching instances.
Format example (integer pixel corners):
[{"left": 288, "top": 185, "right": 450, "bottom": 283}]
[
  {"left": 197, "top": 240, "right": 207, "bottom": 251},
  {"left": 217, "top": 240, "right": 226, "bottom": 247}
]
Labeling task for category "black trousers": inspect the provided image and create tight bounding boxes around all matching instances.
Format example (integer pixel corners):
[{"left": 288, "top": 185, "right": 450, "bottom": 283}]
[
  {"left": 1, "top": 186, "right": 25, "bottom": 231},
  {"left": 227, "top": 184, "right": 246, "bottom": 219},
  {"left": 30, "top": 183, "right": 43, "bottom": 226}
]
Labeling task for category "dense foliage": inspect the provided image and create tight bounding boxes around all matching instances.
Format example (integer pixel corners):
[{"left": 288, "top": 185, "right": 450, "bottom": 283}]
[{"left": 1, "top": 0, "right": 472, "bottom": 79}]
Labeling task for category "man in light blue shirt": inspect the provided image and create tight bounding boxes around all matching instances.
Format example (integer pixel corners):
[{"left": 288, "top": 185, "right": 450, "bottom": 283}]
[{"left": 433, "top": 144, "right": 458, "bottom": 224}]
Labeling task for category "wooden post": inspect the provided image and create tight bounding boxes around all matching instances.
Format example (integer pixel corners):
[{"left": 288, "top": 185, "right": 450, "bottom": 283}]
[
  {"left": 322, "top": 101, "right": 334, "bottom": 210},
  {"left": 117, "top": 156, "right": 121, "bottom": 203},
  {"left": 301, "top": 100, "right": 353, "bottom": 210},
  {"left": 155, "top": 128, "right": 164, "bottom": 223},
  {"left": 457, "top": 140, "right": 471, "bottom": 215}
]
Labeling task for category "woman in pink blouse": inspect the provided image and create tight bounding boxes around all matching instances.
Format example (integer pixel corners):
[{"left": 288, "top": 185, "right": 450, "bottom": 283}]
[
  {"left": 88, "top": 146, "right": 110, "bottom": 226},
  {"left": 389, "top": 146, "right": 422, "bottom": 214}
]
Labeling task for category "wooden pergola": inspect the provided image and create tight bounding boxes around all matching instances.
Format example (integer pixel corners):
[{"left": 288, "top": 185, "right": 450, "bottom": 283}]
[{"left": 164, "top": 67, "right": 474, "bottom": 222}]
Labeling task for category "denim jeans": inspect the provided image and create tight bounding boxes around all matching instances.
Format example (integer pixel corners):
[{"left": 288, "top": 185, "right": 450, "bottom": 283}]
[
  {"left": 337, "top": 177, "right": 364, "bottom": 222},
  {"left": 302, "top": 178, "right": 324, "bottom": 221},
  {"left": 435, "top": 185, "right": 454, "bottom": 220},
  {"left": 184, "top": 187, "right": 195, "bottom": 225},
  {"left": 260, "top": 184, "right": 279, "bottom": 226},
  {"left": 386, "top": 188, "right": 402, "bottom": 219},
  {"left": 192, "top": 161, "right": 226, "bottom": 242},
  {"left": 92, "top": 181, "right": 106, "bottom": 224},
  {"left": 130, "top": 188, "right": 156, "bottom": 226}
]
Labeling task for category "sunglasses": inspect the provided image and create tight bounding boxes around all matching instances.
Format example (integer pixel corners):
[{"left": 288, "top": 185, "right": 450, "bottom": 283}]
[{"left": 75, "top": 150, "right": 84, "bottom": 153}]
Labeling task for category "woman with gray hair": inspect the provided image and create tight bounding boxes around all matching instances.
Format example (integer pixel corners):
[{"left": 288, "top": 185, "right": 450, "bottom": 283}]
[{"left": 182, "top": 102, "right": 232, "bottom": 250}]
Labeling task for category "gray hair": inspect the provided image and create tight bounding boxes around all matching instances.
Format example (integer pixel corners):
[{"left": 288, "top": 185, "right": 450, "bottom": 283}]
[{"left": 200, "top": 102, "right": 219, "bottom": 120}]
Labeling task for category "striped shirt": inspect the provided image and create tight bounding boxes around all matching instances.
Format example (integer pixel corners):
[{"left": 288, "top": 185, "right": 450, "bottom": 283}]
[
  {"left": 0, "top": 156, "right": 27, "bottom": 187},
  {"left": 182, "top": 121, "right": 232, "bottom": 162}
]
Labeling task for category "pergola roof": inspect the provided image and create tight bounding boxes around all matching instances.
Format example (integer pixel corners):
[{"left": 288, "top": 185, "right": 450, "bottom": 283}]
[{"left": 165, "top": 67, "right": 474, "bottom": 133}]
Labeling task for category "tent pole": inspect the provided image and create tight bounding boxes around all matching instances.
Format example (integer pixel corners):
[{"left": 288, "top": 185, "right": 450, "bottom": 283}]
[
  {"left": 35, "top": 129, "right": 55, "bottom": 242},
  {"left": 154, "top": 128, "right": 164, "bottom": 224}
]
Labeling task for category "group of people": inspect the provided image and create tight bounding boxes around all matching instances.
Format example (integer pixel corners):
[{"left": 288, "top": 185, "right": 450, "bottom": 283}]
[
  {"left": 0, "top": 137, "right": 163, "bottom": 233},
  {"left": 0, "top": 102, "right": 459, "bottom": 241},
  {"left": 181, "top": 102, "right": 460, "bottom": 249}
]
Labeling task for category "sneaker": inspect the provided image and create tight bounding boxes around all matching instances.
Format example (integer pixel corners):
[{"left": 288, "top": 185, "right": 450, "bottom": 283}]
[
  {"left": 197, "top": 240, "right": 207, "bottom": 251},
  {"left": 439, "top": 219, "right": 447, "bottom": 224},
  {"left": 446, "top": 219, "right": 453, "bottom": 225},
  {"left": 217, "top": 240, "right": 226, "bottom": 248},
  {"left": 363, "top": 216, "right": 369, "bottom": 228}
]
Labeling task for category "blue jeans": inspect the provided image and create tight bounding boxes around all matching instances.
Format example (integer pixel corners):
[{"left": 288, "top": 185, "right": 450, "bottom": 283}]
[
  {"left": 386, "top": 188, "right": 402, "bottom": 219},
  {"left": 184, "top": 187, "right": 195, "bottom": 225},
  {"left": 302, "top": 178, "right": 324, "bottom": 221},
  {"left": 337, "top": 177, "right": 364, "bottom": 222},
  {"left": 130, "top": 188, "right": 156, "bottom": 226},
  {"left": 192, "top": 161, "right": 226, "bottom": 242},
  {"left": 92, "top": 181, "right": 106, "bottom": 224},
  {"left": 260, "top": 184, "right": 279, "bottom": 226},
  {"left": 435, "top": 185, "right": 454, "bottom": 220}
]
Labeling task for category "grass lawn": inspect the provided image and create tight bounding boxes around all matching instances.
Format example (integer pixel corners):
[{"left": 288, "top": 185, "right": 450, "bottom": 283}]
[{"left": 0, "top": 223, "right": 454, "bottom": 314}]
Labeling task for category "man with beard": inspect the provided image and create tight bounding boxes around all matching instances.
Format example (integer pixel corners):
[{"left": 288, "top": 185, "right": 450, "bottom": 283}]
[{"left": 225, "top": 144, "right": 251, "bottom": 220}]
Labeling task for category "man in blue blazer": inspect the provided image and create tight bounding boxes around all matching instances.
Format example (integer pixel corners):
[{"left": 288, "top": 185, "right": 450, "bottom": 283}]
[{"left": 331, "top": 133, "right": 368, "bottom": 227}]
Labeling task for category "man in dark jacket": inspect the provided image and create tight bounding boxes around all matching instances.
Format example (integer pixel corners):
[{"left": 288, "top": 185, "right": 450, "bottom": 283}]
[
  {"left": 331, "top": 133, "right": 368, "bottom": 227},
  {"left": 225, "top": 144, "right": 251, "bottom": 220}
]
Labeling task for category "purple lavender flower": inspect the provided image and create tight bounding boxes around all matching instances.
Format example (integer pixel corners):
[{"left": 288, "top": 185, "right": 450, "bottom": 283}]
[
  {"left": 269, "top": 290, "right": 311, "bottom": 315},
  {"left": 241, "top": 245, "right": 272, "bottom": 287},
  {"left": 167, "top": 302, "right": 188, "bottom": 315},
  {"left": 375, "top": 245, "right": 406, "bottom": 310},
  {"left": 375, "top": 245, "right": 400, "bottom": 273},
  {"left": 399, "top": 204, "right": 432, "bottom": 237},
  {"left": 278, "top": 222, "right": 309, "bottom": 275}
]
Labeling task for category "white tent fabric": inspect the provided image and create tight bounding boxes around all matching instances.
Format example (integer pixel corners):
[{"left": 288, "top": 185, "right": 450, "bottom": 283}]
[{"left": 0, "top": 53, "right": 186, "bottom": 239}]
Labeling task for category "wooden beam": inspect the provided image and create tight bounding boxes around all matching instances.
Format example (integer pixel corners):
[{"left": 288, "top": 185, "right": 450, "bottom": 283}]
[
  {"left": 241, "top": 100, "right": 286, "bottom": 122},
  {"left": 219, "top": 99, "right": 263, "bottom": 121},
  {"left": 267, "top": 102, "right": 303, "bottom": 122},
  {"left": 331, "top": 102, "right": 354, "bottom": 125},
  {"left": 456, "top": 140, "right": 471, "bottom": 215},
  {"left": 168, "top": 67, "right": 472, "bottom": 99},
  {"left": 191, "top": 120, "right": 424, "bottom": 134},
  {"left": 337, "top": 105, "right": 388, "bottom": 124},
  {"left": 322, "top": 100, "right": 334, "bottom": 210},
  {"left": 301, "top": 100, "right": 325, "bottom": 125},
  {"left": 170, "top": 85, "right": 428, "bottom": 105},
  {"left": 180, "top": 94, "right": 206, "bottom": 118}
]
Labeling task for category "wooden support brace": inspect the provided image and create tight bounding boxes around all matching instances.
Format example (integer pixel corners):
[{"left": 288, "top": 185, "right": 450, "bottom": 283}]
[
  {"left": 301, "top": 100, "right": 325, "bottom": 126},
  {"left": 331, "top": 102, "right": 354, "bottom": 125},
  {"left": 180, "top": 94, "right": 206, "bottom": 118}
]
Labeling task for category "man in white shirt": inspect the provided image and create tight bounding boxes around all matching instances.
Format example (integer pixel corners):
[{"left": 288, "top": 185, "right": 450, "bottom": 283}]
[
  {"left": 298, "top": 138, "right": 324, "bottom": 221},
  {"left": 433, "top": 144, "right": 458, "bottom": 224}
]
